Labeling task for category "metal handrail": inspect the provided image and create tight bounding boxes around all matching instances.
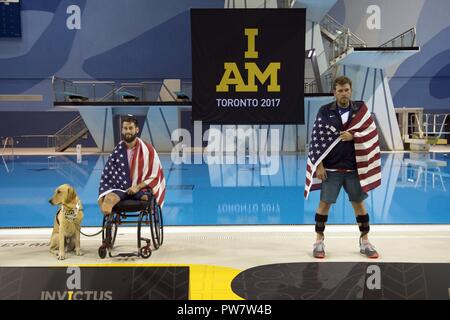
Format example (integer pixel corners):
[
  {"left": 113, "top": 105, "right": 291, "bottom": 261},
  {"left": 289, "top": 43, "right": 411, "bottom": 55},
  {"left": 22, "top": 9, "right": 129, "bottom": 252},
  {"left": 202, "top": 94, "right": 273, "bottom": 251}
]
[
  {"left": 52, "top": 75, "right": 74, "bottom": 86},
  {"left": 101, "top": 81, "right": 175, "bottom": 102},
  {"left": 321, "top": 15, "right": 366, "bottom": 45},
  {"left": 225, "top": 0, "right": 277, "bottom": 8},
  {"left": 100, "top": 83, "right": 146, "bottom": 101},
  {"left": 71, "top": 81, "right": 115, "bottom": 85},
  {"left": 180, "top": 81, "right": 192, "bottom": 100},
  {"left": 423, "top": 113, "right": 449, "bottom": 139},
  {"left": 331, "top": 28, "right": 366, "bottom": 60},
  {"left": 99, "top": 86, "right": 124, "bottom": 102},
  {"left": 99, "top": 88, "right": 116, "bottom": 101},
  {"left": 54, "top": 116, "right": 88, "bottom": 151},
  {"left": 321, "top": 64, "right": 339, "bottom": 92},
  {"left": 119, "top": 83, "right": 145, "bottom": 100},
  {"left": 321, "top": 15, "right": 344, "bottom": 39},
  {"left": 1, "top": 154, "right": 14, "bottom": 173},
  {"left": 52, "top": 76, "right": 116, "bottom": 102},
  {"left": 52, "top": 75, "right": 77, "bottom": 101},
  {"left": 71, "top": 81, "right": 115, "bottom": 102},
  {"left": 1, "top": 136, "right": 14, "bottom": 156},
  {"left": 19, "top": 135, "right": 57, "bottom": 148},
  {"left": 321, "top": 14, "right": 367, "bottom": 65},
  {"left": 55, "top": 115, "right": 83, "bottom": 135},
  {"left": 379, "top": 27, "right": 416, "bottom": 47},
  {"left": 410, "top": 113, "right": 450, "bottom": 142},
  {"left": 304, "top": 79, "right": 319, "bottom": 94},
  {"left": 414, "top": 114, "right": 424, "bottom": 138},
  {"left": 53, "top": 77, "right": 194, "bottom": 103}
]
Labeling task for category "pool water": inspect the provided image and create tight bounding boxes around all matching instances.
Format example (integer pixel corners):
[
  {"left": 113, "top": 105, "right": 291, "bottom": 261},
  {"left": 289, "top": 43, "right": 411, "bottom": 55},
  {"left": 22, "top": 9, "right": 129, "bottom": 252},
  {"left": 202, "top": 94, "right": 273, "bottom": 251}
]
[{"left": 1, "top": 152, "right": 449, "bottom": 227}]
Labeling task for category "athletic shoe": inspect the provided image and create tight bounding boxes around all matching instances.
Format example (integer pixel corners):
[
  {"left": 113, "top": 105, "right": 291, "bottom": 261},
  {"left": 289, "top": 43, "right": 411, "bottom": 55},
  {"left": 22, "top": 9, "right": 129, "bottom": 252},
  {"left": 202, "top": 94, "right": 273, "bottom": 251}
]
[
  {"left": 313, "top": 240, "right": 325, "bottom": 259},
  {"left": 359, "top": 238, "right": 379, "bottom": 259}
]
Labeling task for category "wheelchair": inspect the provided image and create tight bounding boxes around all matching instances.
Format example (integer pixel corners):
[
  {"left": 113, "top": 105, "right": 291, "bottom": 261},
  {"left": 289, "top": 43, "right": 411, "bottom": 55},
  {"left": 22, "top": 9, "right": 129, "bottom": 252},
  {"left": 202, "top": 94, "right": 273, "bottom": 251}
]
[{"left": 98, "top": 195, "right": 163, "bottom": 259}]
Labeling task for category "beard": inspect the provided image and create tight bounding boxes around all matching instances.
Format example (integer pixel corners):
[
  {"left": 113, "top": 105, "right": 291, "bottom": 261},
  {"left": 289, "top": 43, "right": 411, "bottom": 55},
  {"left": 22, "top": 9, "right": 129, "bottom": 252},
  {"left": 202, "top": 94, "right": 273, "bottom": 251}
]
[
  {"left": 122, "top": 132, "right": 138, "bottom": 143},
  {"left": 339, "top": 97, "right": 349, "bottom": 105}
]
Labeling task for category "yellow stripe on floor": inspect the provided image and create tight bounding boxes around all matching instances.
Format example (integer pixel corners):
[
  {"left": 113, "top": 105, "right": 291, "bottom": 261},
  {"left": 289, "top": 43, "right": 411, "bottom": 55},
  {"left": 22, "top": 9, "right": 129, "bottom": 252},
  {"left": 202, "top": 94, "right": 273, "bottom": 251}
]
[{"left": 66, "top": 263, "right": 243, "bottom": 300}]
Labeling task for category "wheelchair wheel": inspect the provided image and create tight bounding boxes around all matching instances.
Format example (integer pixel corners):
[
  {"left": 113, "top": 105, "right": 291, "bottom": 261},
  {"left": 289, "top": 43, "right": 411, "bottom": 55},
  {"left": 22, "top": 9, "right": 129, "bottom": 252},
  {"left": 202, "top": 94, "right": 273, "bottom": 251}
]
[
  {"left": 139, "top": 246, "right": 152, "bottom": 259},
  {"left": 137, "top": 210, "right": 153, "bottom": 252},
  {"left": 150, "top": 199, "right": 164, "bottom": 249},
  {"left": 102, "top": 214, "right": 118, "bottom": 248},
  {"left": 98, "top": 245, "right": 107, "bottom": 259},
  {"left": 137, "top": 210, "right": 144, "bottom": 249}
]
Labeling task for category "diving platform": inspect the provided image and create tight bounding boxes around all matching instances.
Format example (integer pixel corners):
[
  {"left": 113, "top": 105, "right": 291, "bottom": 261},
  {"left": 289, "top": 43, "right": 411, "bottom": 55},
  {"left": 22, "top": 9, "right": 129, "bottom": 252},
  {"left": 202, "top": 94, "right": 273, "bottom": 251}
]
[
  {"left": 328, "top": 46, "right": 420, "bottom": 150},
  {"left": 331, "top": 46, "right": 420, "bottom": 68},
  {"left": 54, "top": 95, "right": 334, "bottom": 153}
]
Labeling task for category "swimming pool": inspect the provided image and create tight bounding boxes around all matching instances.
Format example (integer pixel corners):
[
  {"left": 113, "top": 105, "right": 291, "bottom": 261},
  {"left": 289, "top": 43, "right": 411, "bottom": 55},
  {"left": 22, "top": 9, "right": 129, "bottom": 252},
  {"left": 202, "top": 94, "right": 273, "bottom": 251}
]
[{"left": 1, "top": 152, "right": 449, "bottom": 227}]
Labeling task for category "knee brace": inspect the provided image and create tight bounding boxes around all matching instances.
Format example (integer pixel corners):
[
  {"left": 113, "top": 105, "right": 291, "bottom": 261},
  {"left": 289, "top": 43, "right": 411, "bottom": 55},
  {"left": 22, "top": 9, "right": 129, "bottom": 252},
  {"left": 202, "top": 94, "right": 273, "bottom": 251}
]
[
  {"left": 356, "top": 214, "right": 370, "bottom": 236},
  {"left": 315, "top": 213, "right": 328, "bottom": 235}
]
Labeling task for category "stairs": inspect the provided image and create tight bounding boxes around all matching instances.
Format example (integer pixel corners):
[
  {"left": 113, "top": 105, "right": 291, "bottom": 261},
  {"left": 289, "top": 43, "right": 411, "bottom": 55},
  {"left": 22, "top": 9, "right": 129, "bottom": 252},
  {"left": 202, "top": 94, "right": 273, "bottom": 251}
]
[
  {"left": 54, "top": 115, "right": 89, "bottom": 152},
  {"left": 320, "top": 14, "right": 366, "bottom": 66}
]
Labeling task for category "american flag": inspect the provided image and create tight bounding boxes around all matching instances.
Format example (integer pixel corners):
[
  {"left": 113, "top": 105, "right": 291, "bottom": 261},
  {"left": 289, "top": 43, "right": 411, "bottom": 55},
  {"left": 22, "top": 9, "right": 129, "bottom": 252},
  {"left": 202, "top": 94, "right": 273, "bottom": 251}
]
[
  {"left": 98, "top": 138, "right": 166, "bottom": 207},
  {"left": 304, "top": 103, "right": 381, "bottom": 199}
]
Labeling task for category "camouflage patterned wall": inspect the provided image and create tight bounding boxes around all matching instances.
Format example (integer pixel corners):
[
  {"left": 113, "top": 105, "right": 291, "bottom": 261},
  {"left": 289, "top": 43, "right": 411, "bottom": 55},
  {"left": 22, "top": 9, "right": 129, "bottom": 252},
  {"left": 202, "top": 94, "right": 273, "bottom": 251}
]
[
  {"left": 0, "top": 0, "right": 222, "bottom": 111},
  {"left": 0, "top": 0, "right": 448, "bottom": 112}
]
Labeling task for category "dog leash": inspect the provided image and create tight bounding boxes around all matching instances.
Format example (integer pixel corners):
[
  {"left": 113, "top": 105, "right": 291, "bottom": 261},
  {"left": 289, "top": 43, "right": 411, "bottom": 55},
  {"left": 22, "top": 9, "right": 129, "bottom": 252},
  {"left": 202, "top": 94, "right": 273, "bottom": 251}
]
[
  {"left": 77, "top": 226, "right": 106, "bottom": 237},
  {"left": 56, "top": 203, "right": 107, "bottom": 237}
]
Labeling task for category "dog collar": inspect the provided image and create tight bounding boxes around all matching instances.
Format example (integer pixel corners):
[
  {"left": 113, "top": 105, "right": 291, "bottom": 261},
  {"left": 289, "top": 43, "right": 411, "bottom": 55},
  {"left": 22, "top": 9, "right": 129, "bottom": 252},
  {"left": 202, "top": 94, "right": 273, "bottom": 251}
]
[{"left": 59, "top": 201, "right": 80, "bottom": 222}]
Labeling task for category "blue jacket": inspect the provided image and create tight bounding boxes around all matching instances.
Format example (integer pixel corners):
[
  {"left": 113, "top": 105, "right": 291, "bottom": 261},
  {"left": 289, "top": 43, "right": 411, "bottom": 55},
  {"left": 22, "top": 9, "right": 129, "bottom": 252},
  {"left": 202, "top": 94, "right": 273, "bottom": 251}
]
[{"left": 315, "top": 100, "right": 365, "bottom": 170}]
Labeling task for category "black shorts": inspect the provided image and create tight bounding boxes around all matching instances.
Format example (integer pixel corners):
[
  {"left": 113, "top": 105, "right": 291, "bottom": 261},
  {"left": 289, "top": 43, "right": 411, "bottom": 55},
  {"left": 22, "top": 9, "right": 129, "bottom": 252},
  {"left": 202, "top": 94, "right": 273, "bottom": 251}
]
[{"left": 110, "top": 189, "right": 152, "bottom": 201}]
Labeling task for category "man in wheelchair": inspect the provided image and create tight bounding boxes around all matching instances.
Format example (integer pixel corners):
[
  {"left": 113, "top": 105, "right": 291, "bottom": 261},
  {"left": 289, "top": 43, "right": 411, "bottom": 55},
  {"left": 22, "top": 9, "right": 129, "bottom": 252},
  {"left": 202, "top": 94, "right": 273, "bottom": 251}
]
[{"left": 97, "top": 116, "right": 166, "bottom": 215}]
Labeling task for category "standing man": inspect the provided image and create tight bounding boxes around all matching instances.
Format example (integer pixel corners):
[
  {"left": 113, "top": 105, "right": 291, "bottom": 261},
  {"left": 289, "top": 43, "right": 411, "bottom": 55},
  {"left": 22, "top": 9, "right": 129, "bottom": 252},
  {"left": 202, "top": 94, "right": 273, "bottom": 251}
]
[
  {"left": 98, "top": 116, "right": 166, "bottom": 215},
  {"left": 304, "top": 76, "right": 381, "bottom": 259}
]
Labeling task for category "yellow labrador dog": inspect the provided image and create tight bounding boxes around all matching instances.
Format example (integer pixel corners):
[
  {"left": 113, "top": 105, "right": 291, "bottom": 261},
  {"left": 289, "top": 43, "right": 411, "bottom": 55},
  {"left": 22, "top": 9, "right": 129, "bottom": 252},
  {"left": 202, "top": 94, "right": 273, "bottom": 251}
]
[{"left": 48, "top": 184, "right": 84, "bottom": 260}]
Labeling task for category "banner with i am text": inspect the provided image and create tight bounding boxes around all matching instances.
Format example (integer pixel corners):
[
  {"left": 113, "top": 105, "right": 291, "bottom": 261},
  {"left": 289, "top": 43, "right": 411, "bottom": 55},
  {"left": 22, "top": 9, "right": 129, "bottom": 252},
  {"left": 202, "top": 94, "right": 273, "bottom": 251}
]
[{"left": 191, "top": 9, "right": 306, "bottom": 125}]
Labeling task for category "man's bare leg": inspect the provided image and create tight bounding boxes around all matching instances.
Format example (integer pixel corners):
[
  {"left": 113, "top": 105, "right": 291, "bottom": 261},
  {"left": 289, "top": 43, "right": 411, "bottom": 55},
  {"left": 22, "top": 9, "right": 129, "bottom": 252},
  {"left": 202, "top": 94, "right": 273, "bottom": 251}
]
[
  {"left": 100, "top": 193, "right": 121, "bottom": 215},
  {"left": 98, "top": 197, "right": 104, "bottom": 209}
]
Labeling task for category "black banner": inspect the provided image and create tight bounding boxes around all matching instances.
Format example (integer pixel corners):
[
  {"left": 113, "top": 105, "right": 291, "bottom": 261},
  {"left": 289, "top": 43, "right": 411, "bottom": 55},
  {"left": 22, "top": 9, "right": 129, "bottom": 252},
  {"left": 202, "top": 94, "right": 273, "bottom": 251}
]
[
  {"left": 0, "top": 267, "right": 189, "bottom": 300},
  {"left": 191, "top": 9, "right": 306, "bottom": 125},
  {"left": 231, "top": 262, "right": 450, "bottom": 300}
]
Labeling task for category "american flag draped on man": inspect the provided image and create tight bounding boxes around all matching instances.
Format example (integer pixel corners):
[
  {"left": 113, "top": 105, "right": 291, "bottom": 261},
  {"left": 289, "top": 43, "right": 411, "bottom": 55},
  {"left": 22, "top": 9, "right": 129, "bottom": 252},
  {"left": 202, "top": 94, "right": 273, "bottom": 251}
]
[
  {"left": 304, "top": 103, "right": 381, "bottom": 199},
  {"left": 98, "top": 138, "right": 166, "bottom": 207}
]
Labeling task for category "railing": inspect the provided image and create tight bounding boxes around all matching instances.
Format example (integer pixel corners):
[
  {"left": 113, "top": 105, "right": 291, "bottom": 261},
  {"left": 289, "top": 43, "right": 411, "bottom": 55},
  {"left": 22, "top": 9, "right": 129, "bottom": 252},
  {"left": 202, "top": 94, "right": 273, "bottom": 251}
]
[
  {"left": 304, "top": 79, "right": 318, "bottom": 94},
  {"left": 181, "top": 81, "right": 192, "bottom": 101},
  {"left": 320, "top": 15, "right": 366, "bottom": 62},
  {"left": 321, "top": 64, "right": 339, "bottom": 93},
  {"left": 380, "top": 27, "right": 416, "bottom": 48},
  {"left": 330, "top": 28, "right": 367, "bottom": 61},
  {"left": 54, "top": 115, "right": 88, "bottom": 151},
  {"left": 321, "top": 15, "right": 346, "bottom": 40},
  {"left": 13, "top": 135, "right": 56, "bottom": 148},
  {"left": 1, "top": 136, "right": 15, "bottom": 173},
  {"left": 1, "top": 154, "right": 14, "bottom": 173},
  {"left": 100, "top": 83, "right": 146, "bottom": 102},
  {"left": 69, "top": 80, "right": 115, "bottom": 102},
  {"left": 1, "top": 136, "right": 14, "bottom": 156},
  {"left": 412, "top": 113, "right": 450, "bottom": 142},
  {"left": 141, "top": 81, "right": 165, "bottom": 101},
  {"left": 53, "top": 77, "right": 192, "bottom": 103},
  {"left": 52, "top": 76, "right": 116, "bottom": 102},
  {"left": 52, "top": 76, "right": 76, "bottom": 102},
  {"left": 224, "top": 0, "right": 284, "bottom": 8},
  {"left": 398, "top": 156, "right": 447, "bottom": 191}
]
